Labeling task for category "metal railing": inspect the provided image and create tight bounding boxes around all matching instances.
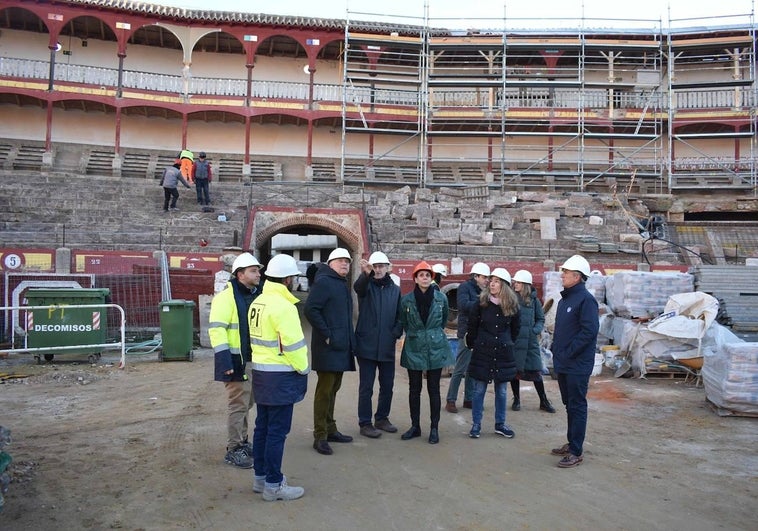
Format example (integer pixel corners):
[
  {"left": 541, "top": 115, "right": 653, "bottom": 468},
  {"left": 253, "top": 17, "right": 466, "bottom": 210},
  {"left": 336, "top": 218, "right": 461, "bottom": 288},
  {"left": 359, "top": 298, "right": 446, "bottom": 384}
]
[
  {"left": 0, "top": 304, "right": 127, "bottom": 368},
  {"left": 1, "top": 57, "right": 754, "bottom": 111}
]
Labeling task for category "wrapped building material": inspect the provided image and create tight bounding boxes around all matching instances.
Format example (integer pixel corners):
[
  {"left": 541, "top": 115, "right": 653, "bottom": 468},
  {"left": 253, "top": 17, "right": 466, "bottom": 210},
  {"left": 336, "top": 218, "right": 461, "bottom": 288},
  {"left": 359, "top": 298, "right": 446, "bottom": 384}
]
[
  {"left": 543, "top": 270, "right": 605, "bottom": 305},
  {"left": 703, "top": 342, "right": 758, "bottom": 415},
  {"left": 543, "top": 270, "right": 606, "bottom": 334},
  {"left": 605, "top": 271, "right": 694, "bottom": 319}
]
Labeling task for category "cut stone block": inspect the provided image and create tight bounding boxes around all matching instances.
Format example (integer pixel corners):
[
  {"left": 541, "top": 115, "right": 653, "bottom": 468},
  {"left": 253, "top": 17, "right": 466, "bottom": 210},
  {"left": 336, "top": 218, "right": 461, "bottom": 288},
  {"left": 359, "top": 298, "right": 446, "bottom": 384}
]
[{"left": 540, "top": 216, "right": 557, "bottom": 240}]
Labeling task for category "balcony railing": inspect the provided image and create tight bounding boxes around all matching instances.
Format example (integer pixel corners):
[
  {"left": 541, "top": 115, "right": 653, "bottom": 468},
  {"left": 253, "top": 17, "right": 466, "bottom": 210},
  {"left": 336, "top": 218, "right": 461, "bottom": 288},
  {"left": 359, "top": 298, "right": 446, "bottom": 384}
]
[{"left": 0, "top": 57, "right": 755, "bottom": 112}]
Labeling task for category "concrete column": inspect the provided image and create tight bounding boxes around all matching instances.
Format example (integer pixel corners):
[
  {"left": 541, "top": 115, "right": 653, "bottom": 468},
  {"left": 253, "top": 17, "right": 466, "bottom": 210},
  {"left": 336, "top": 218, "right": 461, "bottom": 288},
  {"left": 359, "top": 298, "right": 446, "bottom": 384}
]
[
  {"left": 55, "top": 247, "right": 71, "bottom": 274},
  {"left": 112, "top": 155, "right": 123, "bottom": 177},
  {"left": 543, "top": 259, "right": 556, "bottom": 272}
]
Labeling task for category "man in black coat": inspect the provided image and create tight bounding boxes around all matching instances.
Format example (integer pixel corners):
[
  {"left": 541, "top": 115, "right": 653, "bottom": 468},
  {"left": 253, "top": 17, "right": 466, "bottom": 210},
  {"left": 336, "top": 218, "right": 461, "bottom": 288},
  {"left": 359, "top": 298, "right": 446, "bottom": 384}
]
[
  {"left": 353, "top": 251, "right": 402, "bottom": 438},
  {"left": 304, "top": 248, "right": 357, "bottom": 455}
]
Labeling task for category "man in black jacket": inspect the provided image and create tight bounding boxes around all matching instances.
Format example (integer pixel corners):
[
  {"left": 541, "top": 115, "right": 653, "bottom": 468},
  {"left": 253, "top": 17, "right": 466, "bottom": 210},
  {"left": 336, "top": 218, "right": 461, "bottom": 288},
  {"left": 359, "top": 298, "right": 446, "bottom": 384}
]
[
  {"left": 353, "top": 251, "right": 402, "bottom": 438},
  {"left": 304, "top": 248, "right": 357, "bottom": 455}
]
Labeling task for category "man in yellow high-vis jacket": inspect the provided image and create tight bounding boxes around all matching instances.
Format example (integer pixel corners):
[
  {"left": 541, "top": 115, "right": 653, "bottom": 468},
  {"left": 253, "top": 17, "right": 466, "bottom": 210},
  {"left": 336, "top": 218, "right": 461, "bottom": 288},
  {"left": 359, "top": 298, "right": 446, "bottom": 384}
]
[
  {"left": 249, "top": 254, "right": 309, "bottom": 502},
  {"left": 210, "top": 252, "right": 262, "bottom": 468}
]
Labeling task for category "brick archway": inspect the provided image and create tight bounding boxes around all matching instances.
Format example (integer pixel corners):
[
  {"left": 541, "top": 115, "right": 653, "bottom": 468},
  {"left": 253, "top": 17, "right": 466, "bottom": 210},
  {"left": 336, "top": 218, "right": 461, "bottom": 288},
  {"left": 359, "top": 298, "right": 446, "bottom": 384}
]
[{"left": 249, "top": 207, "right": 368, "bottom": 259}]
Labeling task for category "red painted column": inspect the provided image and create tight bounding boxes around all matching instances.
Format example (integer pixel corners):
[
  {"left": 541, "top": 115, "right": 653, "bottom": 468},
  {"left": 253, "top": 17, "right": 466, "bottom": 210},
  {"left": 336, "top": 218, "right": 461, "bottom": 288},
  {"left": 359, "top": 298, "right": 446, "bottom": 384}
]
[
  {"left": 116, "top": 53, "right": 126, "bottom": 98},
  {"left": 734, "top": 127, "right": 740, "bottom": 170},
  {"left": 45, "top": 100, "right": 53, "bottom": 151},
  {"left": 487, "top": 135, "right": 493, "bottom": 174},
  {"left": 244, "top": 115, "right": 251, "bottom": 165},
  {"left": 181, "top": 114, "right": 188, "bottom": 149},
  {"left": 114, "top": 106, "right": 122, "bottom": 153},
  {"left": 548, "top": 126, "right": 554, "bottom": 171},
  {"left": 306, "top": 120, "right": 314, "bottom": 165}
]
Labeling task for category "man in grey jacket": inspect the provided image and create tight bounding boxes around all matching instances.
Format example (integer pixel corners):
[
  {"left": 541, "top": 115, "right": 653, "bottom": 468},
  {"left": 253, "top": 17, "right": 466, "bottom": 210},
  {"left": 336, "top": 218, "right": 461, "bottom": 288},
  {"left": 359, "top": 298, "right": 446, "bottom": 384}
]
[{"left": 160, "top": 159, "right": 191, "bottom": 211}]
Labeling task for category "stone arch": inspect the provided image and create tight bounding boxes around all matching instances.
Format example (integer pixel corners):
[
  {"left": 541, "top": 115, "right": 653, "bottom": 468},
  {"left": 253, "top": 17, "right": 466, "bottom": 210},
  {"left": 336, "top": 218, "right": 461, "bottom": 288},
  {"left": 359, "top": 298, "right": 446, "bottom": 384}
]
[
  {"left": 255, "top": 214, "right": 363, "bottom": 252},
  {"left": 248, "top": 208, "right": 368, "bottom": 265}
]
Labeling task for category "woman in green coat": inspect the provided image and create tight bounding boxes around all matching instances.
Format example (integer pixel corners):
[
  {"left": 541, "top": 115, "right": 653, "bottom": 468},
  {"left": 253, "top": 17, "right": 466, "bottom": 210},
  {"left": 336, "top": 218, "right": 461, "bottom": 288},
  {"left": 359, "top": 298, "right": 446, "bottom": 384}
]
[
  {"left": 511, "top": 269, "right": 555, "bottom": 413},
  {"left": 398, "top": 261, "right": 452, "bottom": 444}
]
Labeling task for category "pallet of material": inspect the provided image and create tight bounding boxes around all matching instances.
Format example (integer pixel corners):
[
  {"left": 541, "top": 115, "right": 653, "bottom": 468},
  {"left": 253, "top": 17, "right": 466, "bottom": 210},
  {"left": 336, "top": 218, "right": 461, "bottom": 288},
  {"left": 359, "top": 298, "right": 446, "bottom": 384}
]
[
  {"left": 706, "top": 398, "right": 758, "bottom": 418},
  {"left": 642, "top": 367, "right": 688, "bottom": 379}
]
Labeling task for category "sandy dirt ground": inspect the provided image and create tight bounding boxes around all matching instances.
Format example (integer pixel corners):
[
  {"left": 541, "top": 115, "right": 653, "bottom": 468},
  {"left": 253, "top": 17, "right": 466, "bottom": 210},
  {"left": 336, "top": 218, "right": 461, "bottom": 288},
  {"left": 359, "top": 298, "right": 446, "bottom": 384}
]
[{"left": 0, "top": 344, "right": 756, "bottom": 531}]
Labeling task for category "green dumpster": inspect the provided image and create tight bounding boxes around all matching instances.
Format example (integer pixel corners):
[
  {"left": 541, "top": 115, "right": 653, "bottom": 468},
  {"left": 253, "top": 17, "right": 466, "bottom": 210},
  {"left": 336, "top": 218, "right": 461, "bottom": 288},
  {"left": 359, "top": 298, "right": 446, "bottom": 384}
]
[
  {"left": 158, "top": 299, "right": 195, "bottom": 362},
  {"left": 24, "top": 288, "right": 110, "bottom": 364}
]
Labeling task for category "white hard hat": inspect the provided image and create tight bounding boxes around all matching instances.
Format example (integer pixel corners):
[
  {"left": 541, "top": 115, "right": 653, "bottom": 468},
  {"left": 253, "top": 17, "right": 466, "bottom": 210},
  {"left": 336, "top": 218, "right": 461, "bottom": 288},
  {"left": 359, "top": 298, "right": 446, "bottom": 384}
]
[
  {"left": 560, "top": 255, "right": 591, "bottom": 277},
  {"left": 491, "top": 267, "right": 511, "bottom": 285},
  {"left": 512, "top": 269, "right": 533, "bottom": 285},
  {"left": 232, "top": 252, "right": 262, "bottom": 274},
  {"left": 265, "top": 254, "right": 300, "bottom": 278},
  {"left": 368, "top": 251, "right": 390, "bottom": 265},
  {"left": 432, "top": 263, "right": 448, "bottom": 277},
  {"left": 327, "top": 248, "right": 352, "bottom": 263},
  {"left": 470, "top": 262, "right": 491, "bottom": 276}
]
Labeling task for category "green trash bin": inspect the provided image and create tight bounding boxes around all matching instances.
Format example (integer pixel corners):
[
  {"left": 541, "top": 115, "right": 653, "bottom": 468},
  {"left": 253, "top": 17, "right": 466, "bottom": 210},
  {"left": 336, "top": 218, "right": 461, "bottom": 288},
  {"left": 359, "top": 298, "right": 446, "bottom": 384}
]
[
  {"left": 158, "top": 299, "right": 195, "bottom": 362},
  {"left": 24, "top": 288, "right": 111, "bottom": 364}
]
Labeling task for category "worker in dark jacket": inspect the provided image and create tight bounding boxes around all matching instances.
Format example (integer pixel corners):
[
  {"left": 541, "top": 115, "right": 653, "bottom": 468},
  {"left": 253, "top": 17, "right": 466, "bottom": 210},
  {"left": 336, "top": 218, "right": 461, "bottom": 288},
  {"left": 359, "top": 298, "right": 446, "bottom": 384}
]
[
  {"left": 550, "top": 255, "right": 599, "bottom": 468},
  {"left": 353, "top": 251, "right": 402, "bottom": 439},
  {"left": 465, "top": 268, "right": 520, "bottom": 439},
  {"left": 446, "top": 262, "right": 491, "bottom": 413},
  {"left": 304, "top": 248, "right": 357, "bottom": 455}
]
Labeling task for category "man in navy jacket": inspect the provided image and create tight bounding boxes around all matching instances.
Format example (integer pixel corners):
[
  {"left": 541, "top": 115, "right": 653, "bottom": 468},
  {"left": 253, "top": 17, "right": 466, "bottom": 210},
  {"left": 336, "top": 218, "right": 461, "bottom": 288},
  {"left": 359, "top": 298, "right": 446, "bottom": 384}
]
[
  {"left": 550, "top": 255, "right": 599, "bottom": 468},
  {"left": 353, "top": 251, "right": 402, "bottom": 438},
  {"left": 305, "top": 248, "right": 357, "bottom": 455}
]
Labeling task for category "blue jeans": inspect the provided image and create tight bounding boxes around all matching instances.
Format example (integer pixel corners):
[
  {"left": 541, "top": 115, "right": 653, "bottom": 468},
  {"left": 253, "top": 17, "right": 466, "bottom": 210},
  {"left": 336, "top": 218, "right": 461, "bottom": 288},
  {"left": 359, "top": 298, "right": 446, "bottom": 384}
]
[
  {"left": 446, "top": 344, "right": 473, "bottom": 403},
  {"left": 252, "top": 403, "right": 293, "bottom": 485},
  {"left": 471, "top": 378, "right": 507, "bottom": 426},
  {"left": 195, "top": 178, "right": 210, "bottom": 205},
  {"left": 557, "top": 372, "right": 590, "bottom": 456},
  {"left": 357, "top": 357, "right": 395, "bottom": 426}
]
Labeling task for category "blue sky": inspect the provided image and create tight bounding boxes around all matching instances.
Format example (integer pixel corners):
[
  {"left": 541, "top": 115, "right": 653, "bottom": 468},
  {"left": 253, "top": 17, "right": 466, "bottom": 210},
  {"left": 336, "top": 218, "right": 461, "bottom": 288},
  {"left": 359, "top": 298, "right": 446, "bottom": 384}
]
[{"left": 157, "top": 0, "right": 756, "bottom": 28}]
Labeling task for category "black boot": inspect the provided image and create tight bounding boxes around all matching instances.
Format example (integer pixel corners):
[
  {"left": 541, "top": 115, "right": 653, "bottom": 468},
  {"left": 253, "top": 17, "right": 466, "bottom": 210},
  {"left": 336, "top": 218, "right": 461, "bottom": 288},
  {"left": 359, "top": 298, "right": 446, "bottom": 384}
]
[
  {"left": 540, "top": 399, "right": 556, "bottom": 414},
  {"left": 535, "top": 380, "right": 556, "bottom": 413},
  {"left": 511, "top": 379, "right": 521, "bottom": 411},
  {"left": 401, "top": 426, "right": 421, "bottom": 440}
]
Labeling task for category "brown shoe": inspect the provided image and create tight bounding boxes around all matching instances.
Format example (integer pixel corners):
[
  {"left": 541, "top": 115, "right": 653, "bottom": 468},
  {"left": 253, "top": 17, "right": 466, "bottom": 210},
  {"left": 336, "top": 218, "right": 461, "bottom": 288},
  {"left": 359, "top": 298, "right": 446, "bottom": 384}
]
[
  {"left": 551, "top": 443, "right": 571, "bottom": 456},
  {"left": 374, "top": 418, "right": 398, "bottom": 433},
  {"left": 313, "top": 439, "right": 333, "bottom": 455},
  {"left": 445, "top": 400, "right": 458, "bottom": 413},
  {"left": 557, "top": 453, "right": 584, "bottom": 468},
  {"left": 360, "top": 424, "right": 382, "bottom": 438},
  {"left": 462, "top": 400, "right": 473, "bottom": 409}
]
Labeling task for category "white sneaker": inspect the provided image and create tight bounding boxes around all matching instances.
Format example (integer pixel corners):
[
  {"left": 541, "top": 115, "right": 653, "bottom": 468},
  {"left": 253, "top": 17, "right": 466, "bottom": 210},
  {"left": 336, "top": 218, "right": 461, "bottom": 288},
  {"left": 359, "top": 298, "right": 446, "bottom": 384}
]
[
  {"left": 254, "top": 474, "right": 285, "bottom": 494},
  {"left": 262, "top": 480, "right": 304, "bottom": 501}
]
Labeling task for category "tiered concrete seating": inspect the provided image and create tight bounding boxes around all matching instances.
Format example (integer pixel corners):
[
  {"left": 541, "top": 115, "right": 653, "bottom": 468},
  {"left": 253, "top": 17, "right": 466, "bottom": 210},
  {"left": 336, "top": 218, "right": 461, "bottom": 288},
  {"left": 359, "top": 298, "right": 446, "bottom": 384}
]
[
  {"left": 86, "top": 149, "right": 115, "bottom": 175},
  {"left": 122, "top": 152, "right": 152, "bottom": 179}
]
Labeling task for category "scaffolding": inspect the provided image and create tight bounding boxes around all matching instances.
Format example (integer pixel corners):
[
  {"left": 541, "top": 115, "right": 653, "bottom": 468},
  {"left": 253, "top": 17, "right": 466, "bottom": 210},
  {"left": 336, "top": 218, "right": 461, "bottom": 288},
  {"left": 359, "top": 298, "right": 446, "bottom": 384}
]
[{"left": 340, "top": 8, "right": 756, "bottom": 194}]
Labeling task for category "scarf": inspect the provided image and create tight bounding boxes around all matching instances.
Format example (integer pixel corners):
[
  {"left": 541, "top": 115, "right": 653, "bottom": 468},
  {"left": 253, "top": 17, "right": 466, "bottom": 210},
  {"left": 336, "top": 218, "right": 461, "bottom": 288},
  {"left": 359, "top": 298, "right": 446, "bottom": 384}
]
[
  {"left": 413, "top": 285, "right": 435, "bottom": 325},
  {"left": 489, "top": 295, "right": 501, "bottom": 306}
]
